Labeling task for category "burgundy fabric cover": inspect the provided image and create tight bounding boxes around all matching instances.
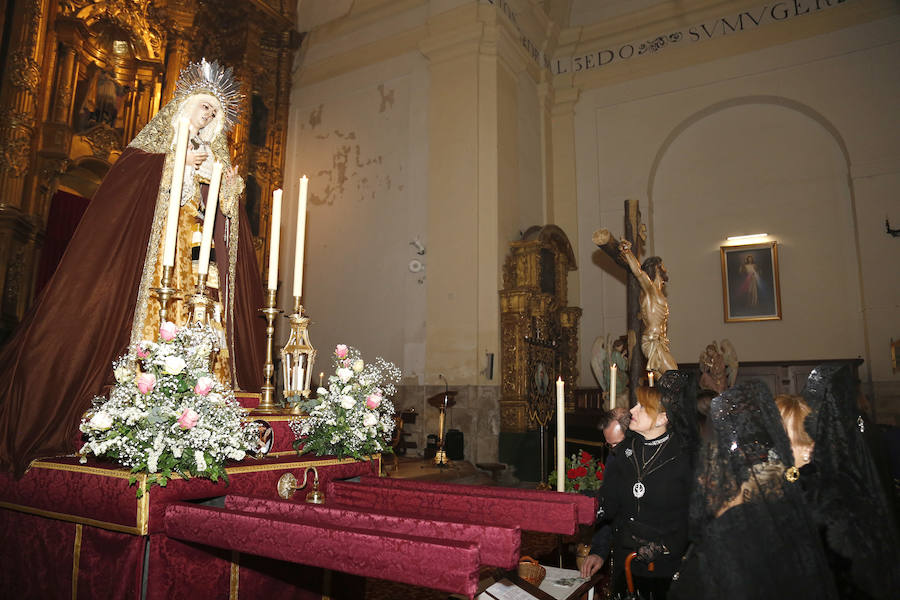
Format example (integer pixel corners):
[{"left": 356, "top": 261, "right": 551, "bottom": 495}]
[
  {"left": 358, "top": 474, "right": 598, "bottom": 524},
  {"left": 147, "top": 533, "right": 365, "bottom": 599},
  {"left": 79, "top": 525, "right": 145, "bottom": 599},
  {"left": 163, "top": 502, "right": 482, "bottom": 597},
  {"left": 329, "top": 480, "right": 578, "bottom": 535},
  {"left": 0, "top": 454, "right": 379, "bottom": 533},
  {"left": 0, "top": 457, "right": 146, "bottom": 530},
  {"left": 34, "top": 189, "right": 92, "bottom": 297},
  {"left": 147, "top": 531, "right": 232, "bottom": 600},
  {"left": 0, "top": 509, "right": 144, "bottom": 599},
  {"left": 0, "top": 148, "right": 164, "bottom": 476},
  {"left": 226, "top": 494, "right": 520, "bottom": 568}
]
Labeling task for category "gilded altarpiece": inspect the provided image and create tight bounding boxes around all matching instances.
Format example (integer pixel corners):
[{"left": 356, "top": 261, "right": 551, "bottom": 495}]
[
  {"left": 499, "top": 225, "right": 581, "bottom": 481},
  {"left": 0, "top": 0, "right": 299, "bottom": 341}
]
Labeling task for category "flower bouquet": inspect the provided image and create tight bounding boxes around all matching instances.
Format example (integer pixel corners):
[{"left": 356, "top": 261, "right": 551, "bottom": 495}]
[
  {"left": 289, "top": 344, "right": 399, "bottom": 460},
  {"left": 549, "top": 449, "right": 604, "bottom": 493},
  {"left": 79, "top": 322, "right": 257, "bottom": 496}
]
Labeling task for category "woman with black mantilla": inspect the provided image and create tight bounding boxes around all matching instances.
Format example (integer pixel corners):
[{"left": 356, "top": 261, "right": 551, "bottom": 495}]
[{"left": 581, "top": 383, "right": 693, "bottom": 600}]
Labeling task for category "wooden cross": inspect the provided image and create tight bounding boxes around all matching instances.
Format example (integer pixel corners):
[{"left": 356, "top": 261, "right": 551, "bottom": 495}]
[{"left": 592, "top": 199, "right": 646, "bottom": 407}]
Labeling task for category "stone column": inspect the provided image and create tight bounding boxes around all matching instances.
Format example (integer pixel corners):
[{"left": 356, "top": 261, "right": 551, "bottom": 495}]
[{"left": 549, "top": 84, "right": 581, "bottom": 307}]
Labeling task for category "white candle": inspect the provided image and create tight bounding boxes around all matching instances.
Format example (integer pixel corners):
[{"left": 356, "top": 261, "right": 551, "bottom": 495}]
[
  {"left": 267, "top": 189, "right": 283, "bottom": 290},
  {"left": 163, "top": 118, "right": 190, "bottom": 267},
  {"left": 556, "top": 377, "right": 565, "bottom": 492},
  {"left": 648, "top": 371, "right": 655, "bottom": 387},
  {"left": 319, "top": 372, "right": 324, "bottom": 388},
  {"left": 197, "top": 161, "right": 223, "bottom": 276},
  {"left": 609, "top": 363, "right": 617, "bottom": 410},
  {"left": 293, "top": 176, "right": 308, "bottom": 298}
]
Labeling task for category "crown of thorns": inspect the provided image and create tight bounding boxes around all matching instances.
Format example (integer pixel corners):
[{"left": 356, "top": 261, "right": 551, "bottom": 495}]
[{"left": 174, "top": 58, "right": 242, "bottom": 130}]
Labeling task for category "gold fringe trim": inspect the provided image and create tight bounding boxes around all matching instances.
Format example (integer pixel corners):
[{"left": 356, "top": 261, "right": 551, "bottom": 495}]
[
  {"left": 72, "top": 524, "right": 82, "bottom": 600},
  {"left": 229, "top": 550, "right": 240, "bottom": 600}
]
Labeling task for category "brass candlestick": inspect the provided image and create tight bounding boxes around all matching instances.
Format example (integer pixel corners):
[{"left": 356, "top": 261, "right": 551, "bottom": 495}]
[
  {"left": 150, "top": 265, "right": 178, "bottom": 325},
  {"left": 280, "top": 296, "right": 316, "bottom": 414},
  {"left": 257, "top": 288, "right": 282, "bottom": 414},
  {"left": 188, "top": 273, "right": 211, "bottom": 325}
]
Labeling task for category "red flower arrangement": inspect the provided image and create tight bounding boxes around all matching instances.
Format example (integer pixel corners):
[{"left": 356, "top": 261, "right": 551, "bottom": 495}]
[{"left": 550, "top": 449, "right": 604, "bottom": 493}]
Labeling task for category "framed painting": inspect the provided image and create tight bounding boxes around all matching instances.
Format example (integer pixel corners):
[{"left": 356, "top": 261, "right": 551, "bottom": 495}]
[{"left": 720, "top": 241, "right": 781, "bottom": 322}]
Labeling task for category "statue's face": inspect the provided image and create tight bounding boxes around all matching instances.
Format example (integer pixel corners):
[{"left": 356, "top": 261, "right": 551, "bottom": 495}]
[{"left": 188, "top": 94, "right": 220, "bottom": 132}]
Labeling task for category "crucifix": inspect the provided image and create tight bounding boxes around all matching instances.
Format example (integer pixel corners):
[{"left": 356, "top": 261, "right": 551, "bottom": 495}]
[{"left": 593, "top": 199, "right": 677, "bottom": 406}]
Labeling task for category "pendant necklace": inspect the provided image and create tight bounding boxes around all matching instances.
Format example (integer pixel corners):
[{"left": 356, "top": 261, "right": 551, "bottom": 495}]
[{"left": 630, "top": 434, "right": 674, "bottom": 499}]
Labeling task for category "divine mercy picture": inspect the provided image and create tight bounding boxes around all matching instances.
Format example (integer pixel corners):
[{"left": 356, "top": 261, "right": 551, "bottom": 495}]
[{"left": 720, "top": 241, "right": 782, "bottom": 322}]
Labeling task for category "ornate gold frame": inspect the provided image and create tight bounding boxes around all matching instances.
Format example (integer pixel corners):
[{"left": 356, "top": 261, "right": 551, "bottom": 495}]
[{"left": 720, "top": 241, "right": 782, "bottom": 323}]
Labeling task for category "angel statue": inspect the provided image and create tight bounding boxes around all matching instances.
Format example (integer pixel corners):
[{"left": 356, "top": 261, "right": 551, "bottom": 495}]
[
  {"left": 0, "top": 59, "right": 265, "bottom": 476},
  {"left": 720, "top": 339, "right": 739, "bottom": 388},
  {"left": 591, "top": 334, "right": 629, "bottom": 408},
  {"left": 699, "top": 342, "right": 727, "bottom": 394}
]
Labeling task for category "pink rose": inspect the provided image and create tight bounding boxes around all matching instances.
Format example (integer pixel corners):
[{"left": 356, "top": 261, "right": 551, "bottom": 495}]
[
  {"left": 365, "top": 394, "right": 382, "bottom": 409},
  {"left": 194, "top": 377, "right": 214, "bottom": 396},
  {"left": 335, "top": 344, "right": 349, "bottom": 359},
  {"left": 177, "top": 408, "right": 200, "bottom": 430},
  {"left": 135, "top": 344, "right": 150, "bottom": 359},
  {"left": 159, "top": 321, "right": 178, "bottom": 341},
  {"left": 135, "top": 373, "right": 156, "bottom": 395}
]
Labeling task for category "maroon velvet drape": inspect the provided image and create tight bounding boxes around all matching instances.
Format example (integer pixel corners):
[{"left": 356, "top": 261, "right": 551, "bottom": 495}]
[
  {"left": 214, "top": 202, "right": 265, "bottom": 392},
  {"left": 34, "top": 189, "right": 92, "bottom": 297},
  {"left": 0, "top": 148, "right": 163, "bottom": 476}
]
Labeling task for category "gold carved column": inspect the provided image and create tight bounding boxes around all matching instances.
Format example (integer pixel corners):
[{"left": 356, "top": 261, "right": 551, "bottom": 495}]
[{"left": 498, "top": 225, "right": 580, "bottom": 480}]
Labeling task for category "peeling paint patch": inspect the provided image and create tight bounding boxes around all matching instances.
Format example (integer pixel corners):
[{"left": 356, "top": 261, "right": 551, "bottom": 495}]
[
  {"left": 309, "top": 104, "right": 324, "bottom": 128},
  {"left": 377, "top": 84, "right": 394, "bottom": 113}
]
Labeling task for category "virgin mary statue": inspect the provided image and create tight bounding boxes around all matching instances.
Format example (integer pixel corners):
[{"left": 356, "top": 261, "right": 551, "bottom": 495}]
[{"left": 0, "top": 59, "right": 265, "bottom": 476}]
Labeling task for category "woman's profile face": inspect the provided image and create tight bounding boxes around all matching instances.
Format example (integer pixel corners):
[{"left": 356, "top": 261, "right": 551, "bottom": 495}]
[
  {"left": 629, "top": 402, "right": 661, "bottom": 435},
  {"left": 188, "top": 95, "right": 219, "bottom": 132}
]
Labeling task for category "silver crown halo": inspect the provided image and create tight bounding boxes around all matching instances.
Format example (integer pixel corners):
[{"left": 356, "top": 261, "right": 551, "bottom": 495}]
[{"left": 174, "top": 58, "right": 242, "bottom": 131}]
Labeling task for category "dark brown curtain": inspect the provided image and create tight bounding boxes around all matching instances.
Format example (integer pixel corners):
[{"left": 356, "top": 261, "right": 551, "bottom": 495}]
[{"left": 34, "top": 189, "right": 92, "bottom": 297}]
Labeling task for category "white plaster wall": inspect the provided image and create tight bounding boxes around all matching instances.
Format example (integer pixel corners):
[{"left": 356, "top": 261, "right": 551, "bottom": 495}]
[
  {"left": 575, "top": 16, "right": 900, "bottom": 388},
  {"left": 517, "top": 70, "right": 544, "bottom": 235},
  {"left": 281, "top": 53, "right": 430, "bottom": 378}
]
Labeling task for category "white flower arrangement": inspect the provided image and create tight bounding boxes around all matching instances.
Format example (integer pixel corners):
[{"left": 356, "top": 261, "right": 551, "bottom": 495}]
[
  {"left": 79, "top": 322, "right": 257, "bottom": 496},
  {"left": 289, "top": 344, "right": 399, "bottom": 460}
]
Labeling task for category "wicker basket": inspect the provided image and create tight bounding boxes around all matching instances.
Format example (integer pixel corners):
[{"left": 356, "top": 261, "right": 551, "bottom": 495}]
[{"left": 517, "top": 556, "right": 546, "bottom": 587}]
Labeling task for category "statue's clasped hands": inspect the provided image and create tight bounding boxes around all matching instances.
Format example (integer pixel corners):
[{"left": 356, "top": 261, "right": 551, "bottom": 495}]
[{"left": 186, "top": 149, "right": 208, "bottom": 169}]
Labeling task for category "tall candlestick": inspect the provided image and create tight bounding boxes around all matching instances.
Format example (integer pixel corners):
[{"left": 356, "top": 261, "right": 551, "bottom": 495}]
[
  {"left": 609, "top": 363, "right": 617, "bottom": 410},
  {"left": 648, "top": 371, "right": 655, "bottom": 387},
  {"left": 163, "top": 118, "right": 190, "bottom": 267},
  {"left": 267, "top": 189, "right": 283, "bottom": 290},
  {"left": 556, "top": 377, "right": 565, "bottom": 492},
  {"left": 293, "top": 176, "right": 308, "bottom": 298},
  {"left": 198, "top": 161, "right": 223, "bottom": 276}
]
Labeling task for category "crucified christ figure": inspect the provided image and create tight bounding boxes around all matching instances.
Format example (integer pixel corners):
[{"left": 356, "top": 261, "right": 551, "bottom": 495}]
[{"left": 619, "top": 239, "right": 677, "bottom": 376}]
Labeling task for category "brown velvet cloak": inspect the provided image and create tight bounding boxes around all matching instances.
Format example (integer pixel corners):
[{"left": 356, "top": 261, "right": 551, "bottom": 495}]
[{"left": 0, "top": 147, "right": 264, "bottom": 476}]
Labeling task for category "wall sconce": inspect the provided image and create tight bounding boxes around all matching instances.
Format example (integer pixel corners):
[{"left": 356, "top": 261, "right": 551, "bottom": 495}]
[{"left": 482, "top": 351, "right": 494, "bottom": 380}]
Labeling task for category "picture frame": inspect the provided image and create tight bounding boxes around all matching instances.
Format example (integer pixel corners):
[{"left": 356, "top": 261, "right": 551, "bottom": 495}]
[{"left": 720, "top": 241, "right": 782, "bottom": 322}]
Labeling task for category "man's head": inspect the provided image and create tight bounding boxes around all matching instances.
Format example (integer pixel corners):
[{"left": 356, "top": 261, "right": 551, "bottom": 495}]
[
  {"left": 641, "top": 256, "right": 669, "bottom": 285},
  {"left": 600, "top": 407, "right": 631, "bottom": 448}
]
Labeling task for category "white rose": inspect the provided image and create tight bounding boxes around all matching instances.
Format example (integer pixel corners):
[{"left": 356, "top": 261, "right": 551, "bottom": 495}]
[
  {"left": 363, "top": 412, "right": 377, "bottom": 428},
  {"left": 162, "top": 356, "right": 186, "bottom": 375},
  {"left": 340, "top": 395, "right": 356, "bottom": 409},
  {"left": 114, "top": 364, "right": 133, "bottom": 383},
  {"left": 352, "top": 359, "right": 364, "bottom": 373},
  {"left": 89, "top": 411, "right": 113, "bottom": 430},
  {"left": 194, "top": 450, "right": 207, "bottom": 472},
  {"left": 337, "top": 368, "right": 353, "bottom": 383}
]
